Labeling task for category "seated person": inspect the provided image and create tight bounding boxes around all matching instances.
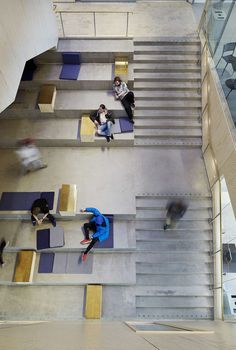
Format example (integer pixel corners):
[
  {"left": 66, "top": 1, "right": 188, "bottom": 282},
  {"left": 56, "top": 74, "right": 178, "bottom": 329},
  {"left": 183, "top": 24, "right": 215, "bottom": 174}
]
[
  {"left": 15, "top": 138, "right": 47, "bottom": 175},
  {"left": 90, "top": 104, "right": 115, "bottom": 143},
  {"left": 80, "top": 207, "right": 110, "bottom": 262},
  {"left": 113, "top": 76, "right": 135, "bottom": 124},
  {"left": 31, "top": 198, "right": 56, "bottom": 227}
]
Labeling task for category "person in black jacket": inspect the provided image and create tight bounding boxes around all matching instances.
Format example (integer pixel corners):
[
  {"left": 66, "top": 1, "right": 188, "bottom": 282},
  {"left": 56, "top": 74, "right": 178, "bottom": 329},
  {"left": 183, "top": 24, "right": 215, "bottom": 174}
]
[
  {"left": 31, "top": 198, "right": 56, "bottom": 227},
  {"left": 90, "top": 104, "right": 115, "bottom": 142},
  {"left": 0, "top": 239, "right": 9, "bottom": 267},
  {"left": 163, "top": 200, "right": 188, "bottom": 230}
]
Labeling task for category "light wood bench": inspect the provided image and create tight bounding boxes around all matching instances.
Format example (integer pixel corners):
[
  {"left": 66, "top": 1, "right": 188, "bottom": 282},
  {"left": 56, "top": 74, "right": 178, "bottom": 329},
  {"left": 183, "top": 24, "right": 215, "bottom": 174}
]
[
  {"left": 85, "top": 284, "right": 102, "bottom": 319},
  {"left": 13, "top": 250, "right": 36, "bottom": 283},
  {"left": 80, "top": 114, "right": 95, "bottom": 143},
  {"left": 38, "top": 85, "right": 57, "bottom": 113},
  {"left": 115, "top": 57, "right": 128, "bottom": 83},
  {"left": 59, "top": 184, "right": 77, "bottom": 216}
]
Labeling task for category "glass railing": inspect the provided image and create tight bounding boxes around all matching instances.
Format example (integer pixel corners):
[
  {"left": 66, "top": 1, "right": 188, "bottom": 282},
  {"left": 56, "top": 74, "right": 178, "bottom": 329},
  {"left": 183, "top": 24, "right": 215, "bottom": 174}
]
[{"left": 199, "top": 0, "right": 236, "bottom": 124}]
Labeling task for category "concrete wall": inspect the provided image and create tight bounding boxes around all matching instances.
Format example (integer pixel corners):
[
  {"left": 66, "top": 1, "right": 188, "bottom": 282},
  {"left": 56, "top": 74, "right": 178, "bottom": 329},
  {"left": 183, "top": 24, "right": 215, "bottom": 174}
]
[{"left": 0, "top": 0, "right": 58, "bottom": 113}]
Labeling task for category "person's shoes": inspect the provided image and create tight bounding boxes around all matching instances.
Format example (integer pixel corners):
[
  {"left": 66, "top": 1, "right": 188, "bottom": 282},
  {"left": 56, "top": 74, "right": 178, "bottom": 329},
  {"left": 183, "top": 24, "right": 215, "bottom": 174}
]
[
  {"left": 130, "top": 119, "right": 135, "bottom": 124},
  {"left": 110, "top": 134, "right": 114, "bottom": 140},
  {"left": 82, "top": 253, "right": 88, "bottom": 262},
  {"left": 32, "top": 221, "right": 36, "bottom": 227},
  {"left": 5, "top": 241, "right": 9, "bottom": 249},
  {"left": 51, "top": 219, "right": 56, "bottom": 227},
  {"left": 106, "top": 136, "right": 111, "bottom": 142},
  {"left": 164, "top": 224, "right": 171, "bottom": 230},
  {"left": 1, "top": 263, "right": 5, "bottom": 268},
  {"left": 40, "top": 163, "right": 48, "bottom": 169},
  {"left": 80, "top": 239, "right": 92, "bottom": 245},
  {"left": 131, "top": 103, "right": 135, "bottom": 108}
]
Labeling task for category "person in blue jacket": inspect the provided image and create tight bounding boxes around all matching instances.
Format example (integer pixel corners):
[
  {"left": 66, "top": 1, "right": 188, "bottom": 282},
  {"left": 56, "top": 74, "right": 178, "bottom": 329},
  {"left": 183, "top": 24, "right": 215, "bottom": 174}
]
[{"left": 80, "top": 207, "right": 109, "bottom": 262}]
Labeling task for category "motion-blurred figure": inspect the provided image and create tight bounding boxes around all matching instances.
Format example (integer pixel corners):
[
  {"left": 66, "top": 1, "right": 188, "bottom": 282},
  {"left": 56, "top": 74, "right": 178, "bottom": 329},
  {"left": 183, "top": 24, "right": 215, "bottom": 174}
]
[
  {"left": 15, "top": 138, "right": 47, "bottom": 174},
  {"left": 164, "top": 199, "right": 188, "bottom": 230},
  {"left": 0, "top": 238, "right": 9, "bottom": 267}
]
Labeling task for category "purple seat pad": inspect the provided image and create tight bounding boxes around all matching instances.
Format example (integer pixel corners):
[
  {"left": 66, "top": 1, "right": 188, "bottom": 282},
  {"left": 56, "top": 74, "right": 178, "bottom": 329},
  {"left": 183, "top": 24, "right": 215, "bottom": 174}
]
[
  {"left": 59, "top": 64, "right": 80, "bottom": 80},
  {"left": 96, "top": 215, "right": 114, "bottom": 249},
  {"left": 62, "top": 52, "right": 81, "bottom": 65},
  {"left": 40, "top": 192, "right": 54, "bottom": 210},
  {"left": 119, "top": 118, "right": 134, "bottom": 133},
  {"left": 38, "top": 253, "right": 54, "bottom": 273},
  {"left": 0, "top": 192, "right": 54, "bottom": 211},
  {"left": 0, "top": 192, "right": 41, "bottom": 211},
  {"left": 37, "top": 229, "right": 50, "bottom": 250}
]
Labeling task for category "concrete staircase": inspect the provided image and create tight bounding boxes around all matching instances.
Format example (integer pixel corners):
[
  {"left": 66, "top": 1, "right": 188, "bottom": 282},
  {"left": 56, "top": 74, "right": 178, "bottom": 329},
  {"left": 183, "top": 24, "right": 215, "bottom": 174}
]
[
  {"left": 133, "top": 37, "right": 202, "bottom": 147},
  {"left": 135, "top": 195, "right": 214, "bottom": 320}
]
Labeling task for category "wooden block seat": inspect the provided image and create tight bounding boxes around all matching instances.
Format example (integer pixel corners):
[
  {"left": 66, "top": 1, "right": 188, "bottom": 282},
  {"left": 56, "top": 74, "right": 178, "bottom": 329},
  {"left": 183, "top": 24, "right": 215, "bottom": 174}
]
[
  {"left": 59, "top": 184, "right": 77, "bottom": 216},
  {"left": 38, "top": 85, "right": 56, "bottom": 113},
  {"left": 85, "top": 284, "right": 102, "bottom": 319},
  {"left": 115, "top": 57, "right": 128, "bottom": 82},
  {"left": 13, "top": 250, "right": 36, "bottom": 283},
  {"left": 80, "top": 115, "right": 95, "bottom": 143}
]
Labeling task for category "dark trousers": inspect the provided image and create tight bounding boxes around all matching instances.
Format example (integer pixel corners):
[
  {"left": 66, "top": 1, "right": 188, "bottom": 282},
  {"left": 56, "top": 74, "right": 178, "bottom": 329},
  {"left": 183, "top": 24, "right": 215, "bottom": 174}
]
[
  {"left": 83, "top": 222, "right": 99, "bottom": 254},
  {"left": 0, "top": 239, "right": 6, "bottom": 265},
  {"left": 121, "top": 91, "right": 135, "bottom": 121},
  {"left": 31, "top": 213, "right": 55, "bottom": 225}
]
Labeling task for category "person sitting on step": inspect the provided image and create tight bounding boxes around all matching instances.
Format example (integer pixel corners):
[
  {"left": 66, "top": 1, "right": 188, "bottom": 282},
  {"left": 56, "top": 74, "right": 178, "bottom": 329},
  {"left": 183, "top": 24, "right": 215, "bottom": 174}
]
[
  {"left": 163, "top": 199, "right": 188, "bottom": 230},
  {"left": 31, "top": 197, "right": 56, "bottom": 227},
  {"left": 80, "top": 207, "right": 110, "bottom": 262},
  {"left": 90, "top": 104, "right": 115, "bottom": 143},
  {"left": 113, "top": 76, "right": 135, "bottom": 124}
]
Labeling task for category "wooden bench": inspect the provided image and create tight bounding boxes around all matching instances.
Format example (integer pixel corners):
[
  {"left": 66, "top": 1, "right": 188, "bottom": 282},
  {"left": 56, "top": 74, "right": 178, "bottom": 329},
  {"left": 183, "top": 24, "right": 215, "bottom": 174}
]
[
  {"left": 13, "top": 250, "right": 36, "bottom": 283},
  {"left": 115, "top": 57, "right": 128, "bottom": 83},
  {"left": 85, "top": 284, "right": 102, "bottom": 319},
  {"left": 59, "top": 184, "right": 77, "bottom": 216},
  {"left": 38, "top": 85, "right": 57, "bottom": 113},
  {"left": 80, "top": 114, "right": 95, "bottom": 143}
]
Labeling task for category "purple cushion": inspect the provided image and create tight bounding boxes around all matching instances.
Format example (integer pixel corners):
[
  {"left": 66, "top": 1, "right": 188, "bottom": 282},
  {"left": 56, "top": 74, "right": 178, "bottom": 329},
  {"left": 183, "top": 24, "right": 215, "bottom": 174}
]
[
  {"left": 40, "top": 192, "right": 54, "bottom": 210},
  {"left": 38, "top": 253, "right": 54, "bottom": 273},
  {"left": 60, "top": 64, "right": 80, "bottom": 80},
  {"left": 119, "top": 118, "right": 134, "bottom": 133},
  {"left": 0, "top": 192, "right": 41, "bottom": 211},
  {"left": 37, "top": 229, "right": 50, "bottom": 250},
  {"left": 96, "top": 215, "right": 114, "bottom": 249},
  {"left": 62, "top": 52, "right": 80, "bottom": 65}
]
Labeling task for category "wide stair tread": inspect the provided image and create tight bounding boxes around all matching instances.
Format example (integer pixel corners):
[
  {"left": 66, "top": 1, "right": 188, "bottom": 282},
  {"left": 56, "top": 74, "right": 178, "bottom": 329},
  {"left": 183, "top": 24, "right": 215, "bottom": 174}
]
[
  {"left": 134, "top": 128, "right": 202, "bottom": 137},
  {"left": 134, "top": 72, "right": 200, "bottom": 81},
  {"left": 134, "top": 63, "right": 200, "bottom": 73},
  {"left": 134, "top": 81, "right": 200, "bottom": 90},
  {"left": 134, "top": 138, "right": 202, "bottom": 147},
  {"left": 134, "top": 45, "right": 200, "bottom": 55},
  {"left": 135, "top": 90, "right": 201, "bottom": 100},
  {"left": 133, "top": 54, "right": 200, "bottom": 64}
]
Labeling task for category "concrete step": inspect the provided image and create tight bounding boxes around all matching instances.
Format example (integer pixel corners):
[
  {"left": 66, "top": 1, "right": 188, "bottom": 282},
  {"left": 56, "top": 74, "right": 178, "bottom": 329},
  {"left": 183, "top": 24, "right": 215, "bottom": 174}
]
[
  {"left": 0, "top": 118, "right": 133, "bottom": 148},
  {"left": 134, "top": 119, "right": 201, "bottom": 129},
  {"left": 135, "top": 285, "right": 213, "bottom": 297},
  {"left": 136, "top": 196, "right": 212, "bottom": 209},
  {"left": 135, "top": 220, "right": 211, "bottom": 230},
  {"left": 136, "top": 262, "right": 212, "bottom": 274},
  {"left": 20, "top": 63, "right": 133, "bottom": 90},
  {"left": 136, "top": 296, "right": 213, "bottom": 308},
  {"left": 134, "top": 45, "right": 200, "bottom": 55},
  {"left": 136, "top": 208, "right": 211, "bottom": 220},
  {"left": 135, "top": 251, "right": 212, "bottom": 264},
  {"left": 135, "top": 101, "right": 201, "bottom": 110},
  {"left": 136, "top": 229, "right": 212, "bottom": 241},
  {"left": 136, "top": 307, "right": 214, "bottom": 320},
  {"left": 134, "top": 72, "right": 200, "bottom": 82},
  {"left": 134, "top": 138, "right": 202, "bottom": 147},
  {"left": 133, "top": 54, "right": 200, "bottom": 64},
  {"left": 134, "top": 109, "right": 200, "bottom": 119},
  {"left": 134, "top": 63, "right": 200, "bottom": 73},
  {"left": 134, "top": 81, "right": 200, "bottom": 91},
  {"left": 134, "top": 129, "right": 202, "bottom": 138},
  {"left": 35, "top": 39, "right": 133, "bottom": 64},
  {"left": 134, "top": 90, "right": 201, "bottom": 100},
  {"left": 136, "top": 240, "right": 211, "bottom": 252},
  {"left": 134, "top": 37, "right": 200, "bottom": 46},
  {"left": 136, "top": 273, "right": 212, "bottom": 286}
]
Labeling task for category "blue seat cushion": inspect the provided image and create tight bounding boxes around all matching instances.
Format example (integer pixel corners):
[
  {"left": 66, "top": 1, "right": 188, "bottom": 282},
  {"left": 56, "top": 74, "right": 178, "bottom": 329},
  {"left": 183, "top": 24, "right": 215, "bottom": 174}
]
[
  {"left": 62, "top": 52, "right": 80, "bottom": 65},
  {"left": 38, "top": 253, "right": 54, "bottom": 273},
  {"left": 119, "top": 118, "right": 134, "bottom": 133},
  {"left": 60, "top": 64, "right": 80, "bottom": 80},
  {"left": 37, "top": 229, "right": 50, "bottom": 250}
]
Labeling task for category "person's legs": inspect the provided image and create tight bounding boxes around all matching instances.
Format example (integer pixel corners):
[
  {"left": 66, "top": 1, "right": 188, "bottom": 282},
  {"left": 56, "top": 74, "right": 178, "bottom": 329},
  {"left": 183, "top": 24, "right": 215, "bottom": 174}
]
[
  {"left": 121, "top": 96, "right": 134, "bottom": 122},
  {"left": 97, "top": 124, "right": 108, "bottom": 137},
  {"left": 82, "top": 221, "right": 96, "bottom": 241},
  {"left": 106, "top": 121, "right": 113, "bottom": 137},
  {"left": 47, "top": 213, "right": 56, "bottom": 227},
  {"left": 31, "top": 215, "right": 37, "bottom": 226},
  {"left": 82, "top": 237, "right": 99, "bottom": 261},
  {"left": 0, "top": 239, "right": 7, "bottom": 266},
  {"left": 126, "top": 91, "right": 135, "bottom": 105}
]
